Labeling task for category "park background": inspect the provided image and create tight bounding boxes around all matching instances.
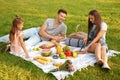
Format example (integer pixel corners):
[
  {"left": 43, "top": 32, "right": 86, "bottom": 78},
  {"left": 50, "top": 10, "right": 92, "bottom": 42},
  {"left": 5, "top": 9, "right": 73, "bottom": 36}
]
[{"left": 0, "top": 0, "right": 120, "bottom": 80}]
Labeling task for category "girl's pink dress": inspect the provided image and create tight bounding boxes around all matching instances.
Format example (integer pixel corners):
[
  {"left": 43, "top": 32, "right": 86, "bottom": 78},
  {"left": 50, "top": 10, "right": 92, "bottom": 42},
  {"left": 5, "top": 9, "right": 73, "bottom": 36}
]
[{"left": 10, "top": 31, "right": 23, "bottom": 54}]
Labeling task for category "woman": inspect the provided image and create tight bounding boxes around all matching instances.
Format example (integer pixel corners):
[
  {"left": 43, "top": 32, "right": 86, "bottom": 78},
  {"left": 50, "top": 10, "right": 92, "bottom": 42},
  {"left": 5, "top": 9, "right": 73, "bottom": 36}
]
[{"left": 83, "top": 10, "right": 110, "bottom": 70}]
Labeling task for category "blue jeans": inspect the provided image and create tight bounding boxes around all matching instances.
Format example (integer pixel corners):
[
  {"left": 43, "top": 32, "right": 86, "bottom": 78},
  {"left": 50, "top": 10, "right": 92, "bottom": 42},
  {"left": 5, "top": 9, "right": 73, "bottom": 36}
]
[{"left": 0, "top": 27, "right": 42, "bottom": 46}]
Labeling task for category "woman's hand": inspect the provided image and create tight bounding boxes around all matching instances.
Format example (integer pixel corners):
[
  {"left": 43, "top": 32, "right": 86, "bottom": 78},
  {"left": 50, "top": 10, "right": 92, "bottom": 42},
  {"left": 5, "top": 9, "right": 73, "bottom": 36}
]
[
  {"left": 83, "top": 46, "right": 89, "bottom": 54},
  {"left": 83, "top": 37, "right": 88, "bottom": 46}
]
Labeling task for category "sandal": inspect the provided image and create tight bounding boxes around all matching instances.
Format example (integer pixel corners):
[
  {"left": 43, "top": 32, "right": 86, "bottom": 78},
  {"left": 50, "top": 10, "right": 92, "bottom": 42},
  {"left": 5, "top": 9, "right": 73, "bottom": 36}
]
[
  {"left": 97, "top": 60, "right": 104, "bottom": 66},
  {"left": 1, "top": 45, "right": 10, "bottom": 52},
  {"left": 102, "top": 63, "right": 111, "bottom": 71}
]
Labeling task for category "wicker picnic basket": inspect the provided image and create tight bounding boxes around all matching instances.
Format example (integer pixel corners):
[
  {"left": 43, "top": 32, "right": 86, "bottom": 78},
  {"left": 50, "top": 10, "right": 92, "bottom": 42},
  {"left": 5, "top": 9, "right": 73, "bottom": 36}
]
[
  {"left": 65, "top": 24, "right": 87, "bottom": 47},
  {"left": 68, "top": 24, "right": 87, "bottom": 39}
]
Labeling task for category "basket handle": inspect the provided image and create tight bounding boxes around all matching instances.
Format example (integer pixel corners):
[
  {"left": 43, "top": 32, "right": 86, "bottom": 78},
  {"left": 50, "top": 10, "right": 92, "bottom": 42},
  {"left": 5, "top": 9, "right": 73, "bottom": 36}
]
[{"left": 75, "top": 24, "right": 83, "bottom": 32}]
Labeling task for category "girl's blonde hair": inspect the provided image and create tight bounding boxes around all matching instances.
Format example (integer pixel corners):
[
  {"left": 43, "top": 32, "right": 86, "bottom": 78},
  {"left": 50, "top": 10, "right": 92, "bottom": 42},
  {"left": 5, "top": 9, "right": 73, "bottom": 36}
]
[{"left": 9, "top": 15, "right": 24, "bottom": 42}]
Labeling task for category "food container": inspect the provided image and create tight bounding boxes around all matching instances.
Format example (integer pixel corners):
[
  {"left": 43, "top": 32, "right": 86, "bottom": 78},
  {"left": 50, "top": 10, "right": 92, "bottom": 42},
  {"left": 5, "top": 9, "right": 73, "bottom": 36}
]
[{"left": 53, "top": 59, "right": 65, "bottom": 67}]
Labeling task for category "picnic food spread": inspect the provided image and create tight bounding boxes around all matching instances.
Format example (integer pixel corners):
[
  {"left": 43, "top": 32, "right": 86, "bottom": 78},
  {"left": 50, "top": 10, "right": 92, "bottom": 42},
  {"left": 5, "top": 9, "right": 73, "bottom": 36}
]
[
  {"left": 59, "top": 46, "right": 78, "bottom": 58},
  {"left": 33, "top": 42, "right": 78, "bottom": 72}
]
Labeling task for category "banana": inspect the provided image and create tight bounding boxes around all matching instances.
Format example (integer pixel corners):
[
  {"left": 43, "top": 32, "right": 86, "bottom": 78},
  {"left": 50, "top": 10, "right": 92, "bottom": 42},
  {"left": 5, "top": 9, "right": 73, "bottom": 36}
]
[
  {"left": 56, "top": 43, "right": 63, "bottom": 54},
  {"left": 33, "top": 56, "right": 41, "bottom": 60}
]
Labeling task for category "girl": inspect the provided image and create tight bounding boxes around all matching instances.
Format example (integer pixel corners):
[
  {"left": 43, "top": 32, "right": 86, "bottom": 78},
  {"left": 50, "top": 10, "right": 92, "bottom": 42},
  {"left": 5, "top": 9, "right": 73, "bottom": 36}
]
[
  {"left": 83, "top": 10, "right": 110, "bottom": 70},
  {"left": 9, "top": 15, "right": 29, "bottom": 58}
]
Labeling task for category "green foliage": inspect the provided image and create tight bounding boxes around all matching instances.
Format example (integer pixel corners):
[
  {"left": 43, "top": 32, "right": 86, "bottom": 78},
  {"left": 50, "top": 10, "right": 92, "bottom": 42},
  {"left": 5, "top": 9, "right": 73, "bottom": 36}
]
[{"left": 0, "top": 0, "right": 120, "bottom": 80}]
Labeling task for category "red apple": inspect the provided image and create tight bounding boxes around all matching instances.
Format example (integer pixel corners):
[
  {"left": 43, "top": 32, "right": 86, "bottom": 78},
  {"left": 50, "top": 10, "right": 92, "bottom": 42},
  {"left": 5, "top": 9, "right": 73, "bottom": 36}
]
[{"left": 65, "top": 51, "right": 72, "bottom": 57}]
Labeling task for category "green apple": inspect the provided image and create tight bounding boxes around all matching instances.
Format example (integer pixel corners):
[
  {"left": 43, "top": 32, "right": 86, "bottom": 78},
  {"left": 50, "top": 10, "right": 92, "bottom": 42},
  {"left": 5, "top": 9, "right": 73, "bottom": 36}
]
[
  {"left": 72, "top": 51, "right": 78, "bottom": 58},
  {"left": 36, "top": 48, "right": 40, "bottom": 51},
  {"left": 59, "top": 52, "right": 66, "bottom": 59},
  {"left": 33, "top": 47, "right": 40, "bottom": 51}
]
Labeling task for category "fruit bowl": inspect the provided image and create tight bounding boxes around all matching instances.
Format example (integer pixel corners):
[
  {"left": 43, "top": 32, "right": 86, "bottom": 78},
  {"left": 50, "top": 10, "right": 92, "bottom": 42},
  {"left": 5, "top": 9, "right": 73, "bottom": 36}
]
[{"left": 41, "top": 49, "right": 52, "bottom": 57}]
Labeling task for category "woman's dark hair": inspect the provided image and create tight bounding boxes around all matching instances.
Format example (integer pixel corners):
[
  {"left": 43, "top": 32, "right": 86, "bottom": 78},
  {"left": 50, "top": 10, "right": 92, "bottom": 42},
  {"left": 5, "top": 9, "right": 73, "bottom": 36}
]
[
  {"left": 57, "top": 9, "right": 67, "bottom": 15},
  {"left": 88, "top": 10, "right": 102, "bottom": 41}
]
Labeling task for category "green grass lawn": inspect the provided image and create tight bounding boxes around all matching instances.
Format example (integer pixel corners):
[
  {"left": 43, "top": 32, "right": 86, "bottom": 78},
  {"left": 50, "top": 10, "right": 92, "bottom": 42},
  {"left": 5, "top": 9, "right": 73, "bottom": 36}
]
[{"left": 0, "top": 0, "right": 120, "bottom": 80}]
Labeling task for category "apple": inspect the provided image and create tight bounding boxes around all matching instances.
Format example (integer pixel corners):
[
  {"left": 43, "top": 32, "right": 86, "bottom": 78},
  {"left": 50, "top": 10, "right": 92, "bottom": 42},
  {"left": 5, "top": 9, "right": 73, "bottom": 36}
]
[
  {"left": 32, "top": 47, "right": 40, "bottom": 51},
  {"left": 59, "top": 52, "right": 66, "bottom": 59},
  {"left": 72, "top": 51, "right": 78, "bottom": 58},
  {"left": 36, "top": 48, "right": 40, "bottom": 51},
  {"left": 65, "top": 51, "right": 72, "bottom": 57}
]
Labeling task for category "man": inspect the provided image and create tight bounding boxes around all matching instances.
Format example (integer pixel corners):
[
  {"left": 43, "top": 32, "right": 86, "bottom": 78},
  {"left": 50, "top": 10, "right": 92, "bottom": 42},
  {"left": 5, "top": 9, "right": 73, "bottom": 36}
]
[{"left": 39, "top": 9, "right": 67, "bottom": 41}]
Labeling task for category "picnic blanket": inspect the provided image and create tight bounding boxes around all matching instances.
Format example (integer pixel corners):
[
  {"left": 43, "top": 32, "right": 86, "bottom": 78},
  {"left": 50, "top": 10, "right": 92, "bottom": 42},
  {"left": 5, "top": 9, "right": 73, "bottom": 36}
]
[{"left": 9, "top": 41, "right": 120, "bottom": 80}]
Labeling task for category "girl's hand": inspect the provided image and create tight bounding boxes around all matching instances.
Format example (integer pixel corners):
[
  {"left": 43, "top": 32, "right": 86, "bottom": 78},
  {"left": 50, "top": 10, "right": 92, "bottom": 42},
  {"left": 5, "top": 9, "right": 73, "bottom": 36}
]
[{"left": 25, "top": 54, "right": 29, "bottom": 58}]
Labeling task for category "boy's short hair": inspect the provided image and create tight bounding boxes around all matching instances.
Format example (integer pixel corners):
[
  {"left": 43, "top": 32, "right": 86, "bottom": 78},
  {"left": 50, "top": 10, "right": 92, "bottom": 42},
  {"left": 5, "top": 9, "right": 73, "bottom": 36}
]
[{"left": 58, "top": 9, "right": 67, "bottom": 15}]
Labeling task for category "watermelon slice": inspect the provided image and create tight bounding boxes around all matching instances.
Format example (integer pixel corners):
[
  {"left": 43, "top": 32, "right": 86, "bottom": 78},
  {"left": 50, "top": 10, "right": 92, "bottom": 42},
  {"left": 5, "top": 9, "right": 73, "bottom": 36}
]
[{"left": 41, "top": 49, "right": 52, "bottom": 57}]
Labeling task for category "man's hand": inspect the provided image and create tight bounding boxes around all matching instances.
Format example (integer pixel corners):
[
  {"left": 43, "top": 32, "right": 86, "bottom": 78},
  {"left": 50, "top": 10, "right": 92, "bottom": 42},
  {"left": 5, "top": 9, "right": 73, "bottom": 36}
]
[
  {"left": 52, "top": 35, "right": 65, "bottom": 41},
  {"left": 52, "top": 36, "right": 60, "bottom": 41}
]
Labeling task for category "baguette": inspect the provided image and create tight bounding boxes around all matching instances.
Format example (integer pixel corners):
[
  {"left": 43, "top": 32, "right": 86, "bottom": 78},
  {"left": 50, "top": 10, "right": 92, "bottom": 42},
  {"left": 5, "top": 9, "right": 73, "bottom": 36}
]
[
  {"left": 36, "top": 59, "right": 48, "bottom": 64},
  {"left": 39, "top": 56, "right": 53, "bottom": 62},
  {"left": 33, "top": 56, "right": 41, "bottom": 60},
  {"left": 34, "top": 56, "right": 53, "bottom": 64},
  {"left": 39, "top": 42, "right": 55, "bottom": 49}
]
